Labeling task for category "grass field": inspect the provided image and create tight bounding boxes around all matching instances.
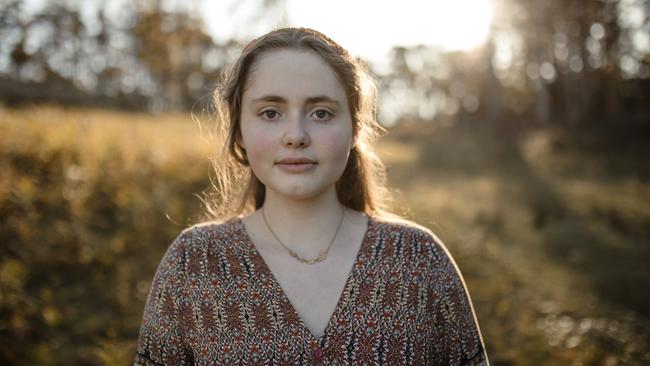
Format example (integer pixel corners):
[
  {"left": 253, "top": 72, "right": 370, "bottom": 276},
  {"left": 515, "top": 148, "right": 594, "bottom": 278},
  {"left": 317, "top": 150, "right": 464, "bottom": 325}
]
[{"left": 1, "top": 105, "right": 648, "bottom": 365}]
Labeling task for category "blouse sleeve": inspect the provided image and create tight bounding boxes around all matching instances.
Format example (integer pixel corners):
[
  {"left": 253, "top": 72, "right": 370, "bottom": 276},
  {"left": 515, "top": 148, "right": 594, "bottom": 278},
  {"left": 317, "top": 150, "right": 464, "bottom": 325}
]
[
  {"left": 427, "top": 231, "right": 490, "bottom": 366},
  {"left": 134, "top": 230, "right": 194, "bottom": 365}
]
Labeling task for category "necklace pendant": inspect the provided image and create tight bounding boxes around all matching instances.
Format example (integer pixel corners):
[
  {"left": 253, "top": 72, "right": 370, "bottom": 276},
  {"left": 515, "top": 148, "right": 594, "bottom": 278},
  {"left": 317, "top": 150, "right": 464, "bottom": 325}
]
[
  {"left": 304, "top": 254, "right": 325, "bottom": 265},
  {"left": 261, "top": 206, "right": 344, "bottom": 265}
]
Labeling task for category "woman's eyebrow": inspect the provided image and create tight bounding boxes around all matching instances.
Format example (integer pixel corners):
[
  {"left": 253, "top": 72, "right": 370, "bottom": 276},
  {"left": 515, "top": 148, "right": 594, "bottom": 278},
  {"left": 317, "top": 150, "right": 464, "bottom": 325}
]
[
  {"left": 252, "top": 95, "right": 286, "bottom": 103},
  {"left": 251, "top": 95, "right": 340, "bottom": 106},
  {"left": 305, "top": 96, "right": 340, "bottom": 106}
]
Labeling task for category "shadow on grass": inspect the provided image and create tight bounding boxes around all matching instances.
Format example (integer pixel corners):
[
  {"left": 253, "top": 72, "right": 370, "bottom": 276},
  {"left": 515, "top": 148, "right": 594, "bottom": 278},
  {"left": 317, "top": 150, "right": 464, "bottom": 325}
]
[
  {"left": 406, "top": 120, "right": 650, "bottom": 318},
  {"left": 389, "top": 119, "right": 650, "bottom": 363}
]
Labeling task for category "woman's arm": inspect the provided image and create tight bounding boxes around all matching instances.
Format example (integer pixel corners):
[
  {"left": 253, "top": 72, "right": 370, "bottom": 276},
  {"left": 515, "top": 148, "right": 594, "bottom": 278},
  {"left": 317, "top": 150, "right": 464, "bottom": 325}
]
[
  {"left": 134, "top": 230, "right": 194, "bottom": 366},
  {"left": 427, "top": 231, "right": 490, "bottom": 366}
]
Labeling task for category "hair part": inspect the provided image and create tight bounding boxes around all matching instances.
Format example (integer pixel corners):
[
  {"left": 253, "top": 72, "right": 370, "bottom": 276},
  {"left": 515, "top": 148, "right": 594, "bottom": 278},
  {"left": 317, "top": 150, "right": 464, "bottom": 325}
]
[{"left": 201, "top": 27, "right": 399, "bottom": 222}]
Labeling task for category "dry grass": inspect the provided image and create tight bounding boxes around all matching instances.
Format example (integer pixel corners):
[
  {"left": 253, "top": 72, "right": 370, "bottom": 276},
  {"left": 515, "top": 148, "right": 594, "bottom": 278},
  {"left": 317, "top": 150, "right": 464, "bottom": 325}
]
[{"left": 1, "top": 104, "right": 648, "bottom": 365}]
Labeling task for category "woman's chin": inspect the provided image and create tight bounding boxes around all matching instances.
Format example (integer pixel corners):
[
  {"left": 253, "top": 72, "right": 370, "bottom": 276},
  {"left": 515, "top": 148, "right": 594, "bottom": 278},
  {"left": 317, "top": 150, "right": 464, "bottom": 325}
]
[{"left": 266, "top": 184, "right": 333, "bottom": 202}]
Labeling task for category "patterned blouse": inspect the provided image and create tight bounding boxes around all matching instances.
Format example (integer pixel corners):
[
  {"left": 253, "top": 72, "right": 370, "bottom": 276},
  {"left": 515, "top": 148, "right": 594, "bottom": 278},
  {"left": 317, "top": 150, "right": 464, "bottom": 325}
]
[{"left": 134, "top": 216, "right": 489, "bottom": 365}]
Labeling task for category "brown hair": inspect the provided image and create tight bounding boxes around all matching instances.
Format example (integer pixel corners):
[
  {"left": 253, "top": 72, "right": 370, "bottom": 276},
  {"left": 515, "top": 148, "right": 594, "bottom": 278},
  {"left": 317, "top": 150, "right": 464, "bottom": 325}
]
[{"left": 202, "top": 27, "right": 398, "bottom": 221}]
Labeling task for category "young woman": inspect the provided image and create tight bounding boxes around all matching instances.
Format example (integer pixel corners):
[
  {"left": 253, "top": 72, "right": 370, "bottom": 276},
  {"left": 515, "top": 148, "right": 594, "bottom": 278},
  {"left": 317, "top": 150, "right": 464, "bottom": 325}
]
[{"left": 135, "top": 27, "right": 489, "bottom": 365}]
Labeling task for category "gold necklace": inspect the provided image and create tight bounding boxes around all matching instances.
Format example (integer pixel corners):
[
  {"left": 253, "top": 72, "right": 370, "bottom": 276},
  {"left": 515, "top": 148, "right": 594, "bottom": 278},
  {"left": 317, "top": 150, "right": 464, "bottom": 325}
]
[{"left": 261, "top": 206, "right": 345, "bottom": 265}]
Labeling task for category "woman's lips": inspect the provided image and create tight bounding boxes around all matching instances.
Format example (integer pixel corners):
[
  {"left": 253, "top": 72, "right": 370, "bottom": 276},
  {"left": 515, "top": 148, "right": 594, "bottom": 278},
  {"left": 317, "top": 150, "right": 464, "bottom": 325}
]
[{"left": 275, "top": 160, "right": 317, "bottom": 173}]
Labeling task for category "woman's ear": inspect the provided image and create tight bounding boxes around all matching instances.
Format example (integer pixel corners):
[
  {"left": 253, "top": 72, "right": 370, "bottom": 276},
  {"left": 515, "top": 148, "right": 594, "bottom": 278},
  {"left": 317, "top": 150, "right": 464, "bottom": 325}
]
[
  {"left": 236, "top": 131, "right": 246, "bottom": 150},
  {"left": 350, "top": 132, "right": 358, "bottom": 151}
]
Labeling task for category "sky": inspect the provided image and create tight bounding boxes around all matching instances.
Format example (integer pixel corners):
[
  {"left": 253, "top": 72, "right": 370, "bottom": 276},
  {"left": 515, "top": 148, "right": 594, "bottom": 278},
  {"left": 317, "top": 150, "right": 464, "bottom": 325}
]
[
  {"left": 200, "top": 0, "right": 494, "bottom": 67},
  {"left": 17, "top": 0, "right": 494, "bottom": 69},
  {"left": 19, "top": 0, "right": 650, "bottom": 69}
]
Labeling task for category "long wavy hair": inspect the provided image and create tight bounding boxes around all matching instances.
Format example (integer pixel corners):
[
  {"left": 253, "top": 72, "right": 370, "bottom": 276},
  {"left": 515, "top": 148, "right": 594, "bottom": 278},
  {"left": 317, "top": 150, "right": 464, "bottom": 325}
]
[{"left": 202, "top": 27, "right": 399, "bottom": 221}]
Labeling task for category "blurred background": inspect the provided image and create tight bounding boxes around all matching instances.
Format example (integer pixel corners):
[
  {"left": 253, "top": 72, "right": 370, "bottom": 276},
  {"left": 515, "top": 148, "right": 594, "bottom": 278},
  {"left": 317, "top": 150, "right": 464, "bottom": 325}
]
[{"left": 1, "top": 0, "right": 649, "bottom": 364}]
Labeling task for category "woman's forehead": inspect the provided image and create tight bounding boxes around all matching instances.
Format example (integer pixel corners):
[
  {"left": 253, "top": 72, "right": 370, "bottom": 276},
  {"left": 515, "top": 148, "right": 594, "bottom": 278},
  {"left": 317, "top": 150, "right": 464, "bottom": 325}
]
[{"left": 243, "top": 49, "right": 347, "bottom": 103}]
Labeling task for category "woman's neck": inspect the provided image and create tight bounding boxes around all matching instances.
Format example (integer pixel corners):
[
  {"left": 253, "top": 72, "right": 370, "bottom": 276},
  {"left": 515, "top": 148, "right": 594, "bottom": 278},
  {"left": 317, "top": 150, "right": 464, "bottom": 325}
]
[{"left": 258, "top": 187, "right": 348, "bottom": 254}]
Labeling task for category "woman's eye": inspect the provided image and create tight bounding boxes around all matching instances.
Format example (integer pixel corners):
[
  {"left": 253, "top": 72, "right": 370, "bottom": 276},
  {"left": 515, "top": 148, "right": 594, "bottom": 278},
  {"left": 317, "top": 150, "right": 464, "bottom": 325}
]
[
  {"left": 311, "top": 109, "right": 333, "bottom": 120},
  {"left": 260, "top": 110, "right": 280, "bottom": 120}
]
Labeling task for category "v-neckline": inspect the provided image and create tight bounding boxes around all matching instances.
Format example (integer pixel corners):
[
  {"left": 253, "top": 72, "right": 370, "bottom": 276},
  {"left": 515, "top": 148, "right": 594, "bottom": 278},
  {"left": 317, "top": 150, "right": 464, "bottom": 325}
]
[{"left": 237, "top": 215, "right": 375, "bottom": 344}]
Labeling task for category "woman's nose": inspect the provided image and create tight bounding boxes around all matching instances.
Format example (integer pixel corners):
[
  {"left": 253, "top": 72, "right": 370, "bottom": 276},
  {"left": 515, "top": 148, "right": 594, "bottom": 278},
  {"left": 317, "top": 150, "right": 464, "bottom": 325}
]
[{"left": 281, "top": 112, "right": 310, "bottom": 148}]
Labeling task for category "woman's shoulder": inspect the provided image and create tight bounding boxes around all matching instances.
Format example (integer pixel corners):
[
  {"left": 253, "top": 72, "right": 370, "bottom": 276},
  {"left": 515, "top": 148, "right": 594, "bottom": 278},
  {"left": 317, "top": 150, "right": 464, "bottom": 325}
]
[
  {"left": 373, "top": 215, "right": 453, "bottom": 259},
  {"left": 373, "top": 215, "right": 442, "bottom": 243},
  {"left": 184, "top": 217, "right": 242, "bottom": 235},
  {"left": 167, "top": 217, "right": 243, "bottom": 252}
]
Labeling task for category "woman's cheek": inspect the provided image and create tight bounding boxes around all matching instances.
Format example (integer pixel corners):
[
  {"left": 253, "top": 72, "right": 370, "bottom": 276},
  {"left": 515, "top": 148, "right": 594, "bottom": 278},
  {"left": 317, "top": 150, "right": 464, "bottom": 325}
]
[
  {"left": 243, "top": 128, "right": 272, "bottom": 155},
  {"left": 322, "top": 131, "right": 352, "bottom": 161},
  {"left": 248, "top": 141, "right": 271, "bottom": 161}
]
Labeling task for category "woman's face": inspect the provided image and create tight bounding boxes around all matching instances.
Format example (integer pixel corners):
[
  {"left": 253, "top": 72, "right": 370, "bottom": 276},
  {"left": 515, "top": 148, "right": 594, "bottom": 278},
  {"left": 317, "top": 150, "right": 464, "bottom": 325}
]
[{"left": 239, "top": 49, "right": 354, "bottom": 201}]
